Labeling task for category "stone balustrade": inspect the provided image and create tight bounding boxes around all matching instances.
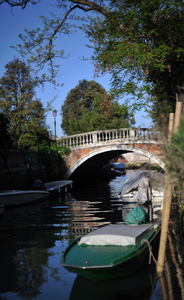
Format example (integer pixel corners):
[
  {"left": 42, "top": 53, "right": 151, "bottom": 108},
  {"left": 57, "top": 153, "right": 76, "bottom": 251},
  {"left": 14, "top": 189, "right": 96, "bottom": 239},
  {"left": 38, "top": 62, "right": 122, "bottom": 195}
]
[{"left": 57, "top": 128, "right": 161, "bottom": 149}]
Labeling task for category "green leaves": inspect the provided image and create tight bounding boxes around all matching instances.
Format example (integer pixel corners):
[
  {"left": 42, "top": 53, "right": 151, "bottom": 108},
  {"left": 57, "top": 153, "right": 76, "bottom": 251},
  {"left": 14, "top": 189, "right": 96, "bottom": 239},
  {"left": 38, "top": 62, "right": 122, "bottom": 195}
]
[
  {"left": 0, "top": 59, "right": 50, "bottom": 148},
  {"left": 61, "top": 79, "right": 135, "bottom": 135},
  {"left": 86, "top": 0, "right": 184, "bottom": 120},
  {"left": 8, "top": 0, "right": 184, "bottom": 125}
]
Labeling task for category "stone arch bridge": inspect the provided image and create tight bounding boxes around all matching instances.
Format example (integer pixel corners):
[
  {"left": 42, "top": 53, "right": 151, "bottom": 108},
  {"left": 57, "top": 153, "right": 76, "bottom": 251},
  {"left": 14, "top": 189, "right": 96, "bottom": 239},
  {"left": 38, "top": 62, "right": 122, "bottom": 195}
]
[{"left": 57, "top": 128, "right": 165, "bottom": 180}]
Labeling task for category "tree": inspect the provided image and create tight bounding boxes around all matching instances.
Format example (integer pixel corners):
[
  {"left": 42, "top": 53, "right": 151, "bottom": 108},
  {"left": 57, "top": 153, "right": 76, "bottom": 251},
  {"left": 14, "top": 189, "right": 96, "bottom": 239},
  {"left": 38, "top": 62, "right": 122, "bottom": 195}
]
[
  {"left": 85, "top": 0, "right": 184, "bottom": 125},
  {"left": 19, "top": 100, "right": 51, "bottom": 149},
  {"left": 61, "top": 79, "right": 135, "bottom": 135},
  {"left": 0, "top": 58, "right": 50, "bottom": 147},
  {"left": 0, "top": 0, "right": 39, "bottom": 8},
  {"left": 4, "top": 0, "right": 184, "bottom": 125}
]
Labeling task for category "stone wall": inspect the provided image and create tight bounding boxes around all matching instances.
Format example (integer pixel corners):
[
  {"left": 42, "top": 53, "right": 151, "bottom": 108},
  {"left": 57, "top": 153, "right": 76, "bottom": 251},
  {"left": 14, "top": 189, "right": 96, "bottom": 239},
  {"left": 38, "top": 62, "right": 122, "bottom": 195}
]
[{"left": 0, "top": 149, "right": 47, "bottom": 190}]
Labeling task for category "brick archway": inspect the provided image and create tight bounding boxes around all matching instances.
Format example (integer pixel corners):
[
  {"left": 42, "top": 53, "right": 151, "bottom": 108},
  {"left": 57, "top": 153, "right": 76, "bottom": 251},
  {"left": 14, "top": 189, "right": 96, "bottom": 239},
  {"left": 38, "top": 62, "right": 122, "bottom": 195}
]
[{"left": 64, "top": 144, "right": 164, "bottom": 179}]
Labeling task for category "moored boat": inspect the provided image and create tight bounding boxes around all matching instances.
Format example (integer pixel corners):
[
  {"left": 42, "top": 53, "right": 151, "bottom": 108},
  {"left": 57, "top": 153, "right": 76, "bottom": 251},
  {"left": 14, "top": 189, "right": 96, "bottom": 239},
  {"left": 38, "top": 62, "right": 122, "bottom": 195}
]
[
  {"left": 118, "top": 170, "right": 164, "bottom": 215},
  {"left": 0, "top": 190, "right": 50, "bottom": 207},
  {"left": 61, "top": 221, "right": 160, "bottom": 281},
  {"left": 110, "top": 162, "right": 126, "bottom": 176},
  {"left": 44, "top": 180, "right": 73, "bottom": 193}
]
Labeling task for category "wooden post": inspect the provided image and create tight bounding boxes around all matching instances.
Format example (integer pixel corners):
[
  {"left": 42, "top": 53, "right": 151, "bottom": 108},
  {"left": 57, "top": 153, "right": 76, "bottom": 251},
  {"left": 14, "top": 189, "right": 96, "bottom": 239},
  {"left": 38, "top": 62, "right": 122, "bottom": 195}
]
[
  {"left": 174, "top": 101, "right": 183, "bottom": 133},
  {"left": 157, "top": 103, "right": 182, "bottom": 275},
  {"left": 156, "top": 172, "right": 173, "bottom": 274},
  {"left": 158, "top": 274, "right": 169, "bottom": 300},
  {"left": 168, "top": 113, "right": 174, "bottom": 142}
]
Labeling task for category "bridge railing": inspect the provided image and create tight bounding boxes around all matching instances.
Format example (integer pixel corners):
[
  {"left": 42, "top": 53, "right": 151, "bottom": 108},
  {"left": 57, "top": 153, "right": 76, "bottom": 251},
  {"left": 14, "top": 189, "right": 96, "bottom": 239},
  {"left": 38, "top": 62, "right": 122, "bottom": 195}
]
[{"left": 57, "top": 128, "right": 161, "bottom": 149}]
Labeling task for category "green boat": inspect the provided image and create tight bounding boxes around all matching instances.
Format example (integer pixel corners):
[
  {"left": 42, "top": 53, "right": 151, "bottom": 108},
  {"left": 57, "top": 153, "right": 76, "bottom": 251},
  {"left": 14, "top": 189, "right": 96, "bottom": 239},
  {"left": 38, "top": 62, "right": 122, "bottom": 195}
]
[{"left": 61, "top": 222, "right": 160, "bottom": 281}]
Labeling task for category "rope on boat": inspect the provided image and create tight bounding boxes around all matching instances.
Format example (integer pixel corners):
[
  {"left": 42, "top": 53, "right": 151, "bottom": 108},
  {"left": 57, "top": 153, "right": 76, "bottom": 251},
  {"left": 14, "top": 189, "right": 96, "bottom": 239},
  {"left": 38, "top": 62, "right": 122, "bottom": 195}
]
[{"left": 141, "top": 239, "right": 158, "bottom": 265}]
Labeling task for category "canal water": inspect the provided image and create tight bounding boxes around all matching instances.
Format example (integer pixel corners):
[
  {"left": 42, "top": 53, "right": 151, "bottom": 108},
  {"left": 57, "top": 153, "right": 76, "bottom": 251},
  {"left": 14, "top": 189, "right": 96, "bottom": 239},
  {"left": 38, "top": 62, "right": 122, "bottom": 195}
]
[{"left": 0, "top": 170, "right": 183, "bottom": 300}]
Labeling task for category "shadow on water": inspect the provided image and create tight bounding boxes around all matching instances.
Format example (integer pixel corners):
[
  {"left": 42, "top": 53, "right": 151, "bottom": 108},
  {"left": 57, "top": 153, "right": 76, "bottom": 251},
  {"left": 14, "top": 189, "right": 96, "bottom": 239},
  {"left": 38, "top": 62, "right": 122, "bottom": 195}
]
[
  {"left": 0, "top": 171, "right": 183, "bottom": 299},
  {"left": 69, "top": 263, "right": 158, "bottom": 300}
]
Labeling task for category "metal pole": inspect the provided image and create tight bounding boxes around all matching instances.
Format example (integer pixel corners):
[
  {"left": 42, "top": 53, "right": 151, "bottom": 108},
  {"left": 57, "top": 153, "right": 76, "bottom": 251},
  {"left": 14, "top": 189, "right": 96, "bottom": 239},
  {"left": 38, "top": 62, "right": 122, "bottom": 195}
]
[{"left": 53, "top": 109, "right": 57, "bottom": 139}]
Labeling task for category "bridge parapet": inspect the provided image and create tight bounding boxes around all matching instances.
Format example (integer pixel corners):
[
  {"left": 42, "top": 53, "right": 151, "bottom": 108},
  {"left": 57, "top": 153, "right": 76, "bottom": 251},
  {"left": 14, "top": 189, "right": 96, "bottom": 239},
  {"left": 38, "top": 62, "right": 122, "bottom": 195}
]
[{"left": 57, "top": 128, "right": 161, "bottom": 150}]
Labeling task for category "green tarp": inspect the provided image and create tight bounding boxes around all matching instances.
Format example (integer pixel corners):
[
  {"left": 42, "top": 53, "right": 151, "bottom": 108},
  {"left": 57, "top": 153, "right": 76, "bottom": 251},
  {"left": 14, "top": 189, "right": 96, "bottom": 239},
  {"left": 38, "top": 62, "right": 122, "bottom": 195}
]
[{"left": 125, "top": 205, "right": 148, "bottom": 225}]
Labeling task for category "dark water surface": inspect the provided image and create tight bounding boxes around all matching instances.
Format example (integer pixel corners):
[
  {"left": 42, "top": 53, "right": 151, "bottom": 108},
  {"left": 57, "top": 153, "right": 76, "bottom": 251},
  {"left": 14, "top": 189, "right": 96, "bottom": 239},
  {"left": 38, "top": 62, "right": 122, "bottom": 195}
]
[{"left": 0, "top": 171, "right": 183, "bottom": 300}]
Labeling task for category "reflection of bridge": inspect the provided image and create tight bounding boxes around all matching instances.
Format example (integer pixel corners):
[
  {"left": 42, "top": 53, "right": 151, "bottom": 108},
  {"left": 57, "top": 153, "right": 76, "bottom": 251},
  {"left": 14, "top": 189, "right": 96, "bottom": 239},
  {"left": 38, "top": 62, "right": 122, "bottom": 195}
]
[{"left": 57, "top": 128, "right": 165, "bottom": 180}]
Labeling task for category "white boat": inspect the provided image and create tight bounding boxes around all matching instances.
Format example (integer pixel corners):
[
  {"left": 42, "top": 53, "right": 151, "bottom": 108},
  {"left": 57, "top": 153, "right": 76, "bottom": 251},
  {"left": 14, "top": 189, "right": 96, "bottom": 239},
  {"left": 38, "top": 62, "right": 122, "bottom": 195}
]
[
  {"left": 44, "top": 180, "right": 73, "bottom": 192},
  {"left": 31, "top": 179, "right": 73, "bottom": 193},
  {"left": 0, "top": 190, "right": 50, "bottom": 207},
  {"left": 119, "top": 171, "right": 164, "bottom": 201},
  {"left": 121, "top": 189, "right": 163, "bottom": 205},
  {"left": 118, "top": 170, "right": 164, "bottom": 220}
]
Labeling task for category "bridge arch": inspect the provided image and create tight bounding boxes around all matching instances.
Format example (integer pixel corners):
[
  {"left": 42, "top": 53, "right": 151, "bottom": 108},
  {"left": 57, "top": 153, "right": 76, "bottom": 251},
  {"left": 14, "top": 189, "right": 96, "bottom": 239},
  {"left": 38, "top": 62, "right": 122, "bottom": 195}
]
[{"left": 64, "top": 145, "right": 165, "bottom": 179}]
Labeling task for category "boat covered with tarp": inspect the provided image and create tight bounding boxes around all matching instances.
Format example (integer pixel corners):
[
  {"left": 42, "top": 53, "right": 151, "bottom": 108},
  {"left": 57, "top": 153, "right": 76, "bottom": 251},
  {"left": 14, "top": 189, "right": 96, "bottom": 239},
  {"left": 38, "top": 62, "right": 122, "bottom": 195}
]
[
  {"left": 118, "top": 170, "right": 164, "bottom": 205},
  {"left": 61, "top": 218, "right": 160, "bottom": 281}
]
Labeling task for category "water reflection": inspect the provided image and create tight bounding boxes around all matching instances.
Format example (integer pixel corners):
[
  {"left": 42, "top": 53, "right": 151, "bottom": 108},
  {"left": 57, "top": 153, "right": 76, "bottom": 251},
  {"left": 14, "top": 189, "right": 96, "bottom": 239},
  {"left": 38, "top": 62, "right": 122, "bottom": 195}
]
[
  {"left": 70, "top": 263, "right": 157, "bottom": 300},
  {"left": 0, "top": 172, "right": 183, "bottom": 299},
  {"left": 65, "top": 197, "right": 112, "bottom": 241}
]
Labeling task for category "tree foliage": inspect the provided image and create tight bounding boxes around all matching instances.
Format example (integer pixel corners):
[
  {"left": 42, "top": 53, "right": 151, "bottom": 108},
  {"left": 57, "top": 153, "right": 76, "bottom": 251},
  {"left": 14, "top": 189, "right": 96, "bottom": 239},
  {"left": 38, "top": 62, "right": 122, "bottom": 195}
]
[
  {"left": 19, "top": 100, "right": 51, "bottom": 148},
  {"left": 3, "top": 0, "right": 184, "bottom": 125},
  {"left": 0, "top": 58, "right": 50, "bottom": 147},
  {"left": 86, "top": 0, "right": 184, "bottom": 124},
  {"left": 61, "top": 79, "right": 135, "bottom": 135},
  {"left": 39, "top": 145, "right": 63, "bottom": 181}
]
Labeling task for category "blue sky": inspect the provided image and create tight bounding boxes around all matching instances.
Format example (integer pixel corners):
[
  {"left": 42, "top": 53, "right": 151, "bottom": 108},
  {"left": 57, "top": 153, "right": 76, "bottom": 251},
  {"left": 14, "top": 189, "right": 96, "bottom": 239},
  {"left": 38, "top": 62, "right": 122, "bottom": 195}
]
[{"left": 0, "top": 0, "right": 152, "bottom": 137}]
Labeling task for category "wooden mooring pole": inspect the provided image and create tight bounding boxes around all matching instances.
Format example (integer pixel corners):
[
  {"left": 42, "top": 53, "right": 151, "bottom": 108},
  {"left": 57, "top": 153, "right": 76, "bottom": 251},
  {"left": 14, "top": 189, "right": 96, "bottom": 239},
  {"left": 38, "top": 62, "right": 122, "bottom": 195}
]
[{"left": 157, "top": 102, "right": 183, "bottom": 275}]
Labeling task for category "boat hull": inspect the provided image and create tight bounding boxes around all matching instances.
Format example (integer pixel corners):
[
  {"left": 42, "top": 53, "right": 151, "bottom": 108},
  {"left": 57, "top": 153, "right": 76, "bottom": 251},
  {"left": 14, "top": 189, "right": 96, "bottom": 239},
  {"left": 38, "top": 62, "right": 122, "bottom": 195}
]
[
  {"left": 0, "top": 190, "right": 50, "bottom": 207},
  {"left": 61, "top": 224, "right": 160, "bottom": 281}
]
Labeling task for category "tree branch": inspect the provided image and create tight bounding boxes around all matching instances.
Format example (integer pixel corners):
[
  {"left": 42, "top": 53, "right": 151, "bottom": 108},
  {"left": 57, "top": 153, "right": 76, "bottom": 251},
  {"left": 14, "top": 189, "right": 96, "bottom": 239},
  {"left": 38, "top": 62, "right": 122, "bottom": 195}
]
[
  {"left": 0, "top": 0, "right": 40, "bottom": 8},
  {"left": 69, "top": 0, "right": 108, "bottom": 16}
]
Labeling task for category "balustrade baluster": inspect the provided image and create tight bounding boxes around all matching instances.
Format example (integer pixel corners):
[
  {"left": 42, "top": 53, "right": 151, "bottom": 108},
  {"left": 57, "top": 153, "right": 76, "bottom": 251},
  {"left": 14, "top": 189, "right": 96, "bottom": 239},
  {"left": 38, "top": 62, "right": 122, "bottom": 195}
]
[
  {"left": 56, "top": 127, "right": 160, "bottom": 149},
  {"left": 148, "top": 130, "right": 151, "bottom": 140},
  {"left": 143, "top": 129, "right": 146, "bottom": 139},
  {"left": 103, "top": 132, "right": 105, "bottom": 142},
  {"left": 93, "top": 132, "right": 97, "bottom": 144},
  {"left": 112, "top": 131, "right": 114, "bottom": 140}
]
